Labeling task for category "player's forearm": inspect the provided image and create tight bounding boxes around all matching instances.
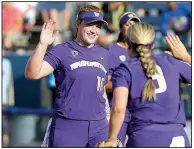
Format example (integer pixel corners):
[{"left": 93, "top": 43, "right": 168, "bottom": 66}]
[
  {"left": 25, "top": 42, "right": 48, "bottom": 79},
  {"left": 108, "top": 108, "right": 125, "bottom": 142}
]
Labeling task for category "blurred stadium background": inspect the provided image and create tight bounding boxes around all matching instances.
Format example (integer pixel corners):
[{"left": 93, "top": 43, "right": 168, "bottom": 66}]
[{"left": 2, "top": 1, "right": 191, "bottom": 147}]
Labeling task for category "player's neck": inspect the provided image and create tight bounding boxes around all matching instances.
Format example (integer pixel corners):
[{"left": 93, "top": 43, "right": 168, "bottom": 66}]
[
  {"left": 117, "top": 42, "right": 128, "bottom": 49},
  {"left": 75, "top": 38, "right": 94, "bottom": 48},
  {"left": 129, "top": 50, "right": 137, "bottom": 58}
]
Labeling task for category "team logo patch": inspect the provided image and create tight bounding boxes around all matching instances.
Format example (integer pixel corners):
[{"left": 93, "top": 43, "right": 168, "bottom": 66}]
[
  {"left": 119, "top": 55, "right": 126, "bottom": 62},
  {"left": 94, "top": 12, "right": 100, "bottom": 17},
  {"left": 71, "top": 50, "right": 78, "bottom": 57}
]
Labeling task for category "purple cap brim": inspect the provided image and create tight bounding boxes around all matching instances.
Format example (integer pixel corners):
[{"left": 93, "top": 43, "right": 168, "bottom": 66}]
[
  {"left": 78, "top": 11, "right": 108, "bottom": 26},
  {"left": 83, "top": 17, "right": 108, "bottom": 26}
]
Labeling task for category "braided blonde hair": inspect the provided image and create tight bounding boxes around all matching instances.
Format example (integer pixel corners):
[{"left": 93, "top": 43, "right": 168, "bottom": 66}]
[{"left": 129, "top": 23, "right": 158, "bottom": 101}]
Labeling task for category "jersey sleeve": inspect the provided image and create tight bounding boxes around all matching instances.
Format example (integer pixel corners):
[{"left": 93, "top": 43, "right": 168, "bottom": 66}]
[
  {"left": 112, "top": 63, "right": 131, "bottom": 91},
  {"left": 107, "top": 47, "right": 122, "bottom": 77},
  {"left": 167, "top": 55, "right": 191, "bottom": 84},
  {"left": 43, "top": 45, "right": 63, "bottom": 70},
  {"left": 107, "top": 48, "right": 116, "bottom": 76}
]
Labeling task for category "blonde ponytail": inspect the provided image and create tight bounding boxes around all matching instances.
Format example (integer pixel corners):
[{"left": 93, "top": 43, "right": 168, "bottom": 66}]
[
  {"left": 136, "top": 45, "right": 158, "bottom": 101},
  {"left": 128, "top": 22, "right": 158, "bottom": 101}
]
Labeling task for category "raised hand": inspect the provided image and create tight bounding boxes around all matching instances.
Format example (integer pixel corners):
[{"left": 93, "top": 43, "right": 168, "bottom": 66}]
[
  {"left": 165, "top": 34, "right": 190, "bottom": 62},
  {"left": 40, "top": 19, "right": 58, "bottom": 46}
]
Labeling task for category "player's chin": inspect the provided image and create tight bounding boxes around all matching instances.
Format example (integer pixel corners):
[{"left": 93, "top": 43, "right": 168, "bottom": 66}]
[{"left": 87, "top": 38, "right": 98, "bottom": 44}]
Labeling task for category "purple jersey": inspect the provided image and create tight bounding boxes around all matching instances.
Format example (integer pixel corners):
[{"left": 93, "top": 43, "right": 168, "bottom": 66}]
[
  {"left": 112, "top": 54, "right": 191, "bottom": 132},
  {"left": 108, "top": 43, "right": 130, "bottom": 122},
  {"left": 108, "top": 43, "right": 129, "bottom": 76},
  {"left": 44, "top": 40, "right": 110, "bottom": 120}
]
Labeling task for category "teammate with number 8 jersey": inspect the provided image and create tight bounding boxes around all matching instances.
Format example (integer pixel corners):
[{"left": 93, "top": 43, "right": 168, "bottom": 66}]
[{"left": 99, "top": 23, "right": 191, "bottom": 147}]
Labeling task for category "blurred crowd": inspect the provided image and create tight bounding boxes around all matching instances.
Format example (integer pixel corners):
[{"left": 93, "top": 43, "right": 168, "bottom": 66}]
[{"left": 2, "top": 2, "right": 191, "bottom": 54}]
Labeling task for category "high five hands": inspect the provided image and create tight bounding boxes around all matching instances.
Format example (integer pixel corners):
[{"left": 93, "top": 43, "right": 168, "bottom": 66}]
[
  {"left": 165, "top": 34, "right": 191, "bottom": 64},
  {"left": 39, "top": 19, "right": 58, "bottom": 46}
]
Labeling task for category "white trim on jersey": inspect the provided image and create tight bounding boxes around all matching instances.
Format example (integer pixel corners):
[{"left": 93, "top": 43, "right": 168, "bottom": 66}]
[
  {"left": 103, "top": 87, "right": 111, "bottom": 122},
  {"left": 41, "top": 118, "right": 52, "bottom": 147},
  {"left": 169, "top": 136, "right": 185, "bottom": 147},
  {"left": 180, "top": 60, "right": 191, "bottom": 67}
]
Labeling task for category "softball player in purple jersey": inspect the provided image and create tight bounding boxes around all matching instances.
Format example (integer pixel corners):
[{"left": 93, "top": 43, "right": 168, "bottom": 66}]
[
  {"left": 97, "top": 23, "right": 191, "bottom": 147},
  {"left": 25, "top": 4, "right": 112, "bottom": 147},
  {"left": 106, "top": 12, "right": 141, "bottom": 147}
]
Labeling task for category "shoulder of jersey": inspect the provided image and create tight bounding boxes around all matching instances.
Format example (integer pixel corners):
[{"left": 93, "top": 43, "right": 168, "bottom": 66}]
[
  {"left": 96, "top": 44, "right": 108, "bottom": 50},
  {"left": 95, "top": 44, "right": 109, "bottom": 53},
  {"left": 153, "top": 53, "right": 178, "bottom": 65},
  {"left": 47, "top": 42, "right": 72, "bottom": 57},
  {"left": 57, "top": 41, "right": 76, "bottom": 52},
  {"left": 108, "top": 43, "right": 118, "bottom": 51},
  {"left": 54, "top": 42, "right": 68, "bottom": 49},
  {"left": 128, "top": 56, "right": 140, "bottom": 65},
  {"left": 119, "top": 61, "right": 132, "bottom": 73}
]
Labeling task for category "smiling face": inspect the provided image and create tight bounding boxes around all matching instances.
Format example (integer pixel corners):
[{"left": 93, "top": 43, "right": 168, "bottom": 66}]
[{"left": 76, "top": 20, "right": 103, "bottom": 46}]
